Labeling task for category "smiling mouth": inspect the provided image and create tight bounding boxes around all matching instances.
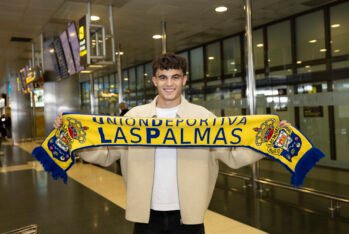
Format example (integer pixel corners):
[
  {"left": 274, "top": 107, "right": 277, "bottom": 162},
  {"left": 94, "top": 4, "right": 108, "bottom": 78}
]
[{"left": 163, "top": 88, "right": 175, "bottom": 93}]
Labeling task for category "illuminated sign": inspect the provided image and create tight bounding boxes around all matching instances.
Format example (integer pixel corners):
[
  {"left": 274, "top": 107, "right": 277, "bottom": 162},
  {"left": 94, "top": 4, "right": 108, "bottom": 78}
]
[{"left": 79, "top": 15, "right": 87, "bottom": 69}]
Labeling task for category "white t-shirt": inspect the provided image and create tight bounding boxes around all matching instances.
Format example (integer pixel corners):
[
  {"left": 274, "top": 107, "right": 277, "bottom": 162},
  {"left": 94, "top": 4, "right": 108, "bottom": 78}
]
[{"left": 151, "top": 106, "right": 180, "bottom": 211}]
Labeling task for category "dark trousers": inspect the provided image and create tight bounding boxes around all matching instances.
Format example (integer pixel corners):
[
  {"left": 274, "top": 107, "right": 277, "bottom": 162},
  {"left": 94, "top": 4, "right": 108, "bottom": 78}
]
[{"left": 133, "top": 210, "right": 205, "bottom": 234}]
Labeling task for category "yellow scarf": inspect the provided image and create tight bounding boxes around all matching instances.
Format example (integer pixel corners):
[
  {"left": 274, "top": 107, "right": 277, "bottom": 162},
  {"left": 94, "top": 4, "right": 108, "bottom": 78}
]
[{"left": 32, "top": 113, "right": 324, "bottom": 186}]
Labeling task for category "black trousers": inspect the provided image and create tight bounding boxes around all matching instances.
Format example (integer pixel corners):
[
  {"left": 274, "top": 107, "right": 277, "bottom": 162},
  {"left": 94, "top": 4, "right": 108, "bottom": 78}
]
[{"left": 133, "top": 210, "right": 205, "bottom": 234}]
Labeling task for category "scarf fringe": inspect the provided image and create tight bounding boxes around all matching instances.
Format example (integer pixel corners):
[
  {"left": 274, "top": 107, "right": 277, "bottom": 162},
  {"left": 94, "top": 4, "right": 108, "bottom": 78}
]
[
  {"left": 291, "top": 147, "right": 325, "bottom": 187},
  {"left": 32, "top": 147, "right": 68, "bottom": 183}
]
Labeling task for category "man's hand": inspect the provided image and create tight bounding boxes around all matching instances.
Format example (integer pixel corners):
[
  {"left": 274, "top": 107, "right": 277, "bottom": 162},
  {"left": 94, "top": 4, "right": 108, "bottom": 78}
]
[
  {"left": 279, "top": 120, "right": 290, "bottom": 128},
  {"left": 53, "top": 114, "right": 63, "bottom": 129}
]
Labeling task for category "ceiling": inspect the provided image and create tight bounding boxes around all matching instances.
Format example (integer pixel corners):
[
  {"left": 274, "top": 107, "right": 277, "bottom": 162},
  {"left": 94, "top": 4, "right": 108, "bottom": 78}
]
[{"left": 0, "top": 0, "right": 338, "bottom": 83}]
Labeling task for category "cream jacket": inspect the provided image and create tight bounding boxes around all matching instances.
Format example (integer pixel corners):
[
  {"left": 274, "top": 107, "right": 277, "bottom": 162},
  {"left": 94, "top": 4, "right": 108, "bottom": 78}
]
[{"left": 78, "top": 96, "right": 264, "bottom": 224}]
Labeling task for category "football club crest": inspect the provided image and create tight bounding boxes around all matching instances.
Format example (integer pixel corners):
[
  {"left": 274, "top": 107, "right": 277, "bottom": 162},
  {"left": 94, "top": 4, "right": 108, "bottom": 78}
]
[
  {"left": 254, "top": 119, "right": 302, "bottom": 161},
  {"left": 47, "top": 117, "right": 89, "bottom": 162}
]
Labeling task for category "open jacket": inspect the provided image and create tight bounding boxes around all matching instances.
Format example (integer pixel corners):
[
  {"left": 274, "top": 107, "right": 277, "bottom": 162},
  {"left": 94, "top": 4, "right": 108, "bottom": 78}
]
[{"left": 78, "top": 96, "right": 264, "bottom": 224}]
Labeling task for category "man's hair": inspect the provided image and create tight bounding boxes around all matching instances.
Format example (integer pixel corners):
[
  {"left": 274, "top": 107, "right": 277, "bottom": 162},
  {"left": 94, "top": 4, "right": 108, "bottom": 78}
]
[{"left": 152, "top": 53, "right": 187, "bottom": 76}]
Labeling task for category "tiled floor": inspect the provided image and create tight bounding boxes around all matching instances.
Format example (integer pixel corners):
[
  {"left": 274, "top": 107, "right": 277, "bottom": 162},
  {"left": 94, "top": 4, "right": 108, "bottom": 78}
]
[
  {"left": 0, "top": 141, "right": 265, "bottom": 234},
  {"left": 2, "top": 140, "right": 349, "bottom": 233}
]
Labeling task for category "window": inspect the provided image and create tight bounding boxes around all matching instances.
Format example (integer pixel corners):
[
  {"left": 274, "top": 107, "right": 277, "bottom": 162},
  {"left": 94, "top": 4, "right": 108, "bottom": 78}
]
[
  {"left": 177, "top": 51, "right": 189, "bottom": 76},
  {"left": 296, "top": 11, "right": 325, "bottom": 62},
  {"left": 129, "top": 68, "right": 136, "bottom": 92},
  {"left": 136, "top": 65, "right": 144, "bottom": 93},
  {"left": 223, "top": 36, "right": 241, "bottom": 75},
  {"left": 145, "top": 63, "right": 153, "bottom": 89},
  {"left": 330, "top": 2, "right": 349, "bottom": 56},
  {"left": 268, "top": 21, "right": 292, "bottom": 67},
  {"left": 190, "top": 47, "right": 204, "bottom": 80},
  {"left": 253, "top": 29, "right": 264, "bottom": 70},
  {"left": 206, "top": 42, "right": 221, "bottom": 78}
]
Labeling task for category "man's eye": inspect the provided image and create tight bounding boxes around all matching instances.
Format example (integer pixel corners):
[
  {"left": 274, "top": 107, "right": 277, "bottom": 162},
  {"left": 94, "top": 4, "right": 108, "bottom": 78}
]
[{"left": 173, "top": 76, "right": 180, "bottom": 79}]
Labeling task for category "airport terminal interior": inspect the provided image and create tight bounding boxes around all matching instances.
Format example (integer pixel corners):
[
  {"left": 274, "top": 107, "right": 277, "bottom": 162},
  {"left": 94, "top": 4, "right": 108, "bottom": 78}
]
[{"left": 1, "top": 0, "right": 349, "bottom": 233}]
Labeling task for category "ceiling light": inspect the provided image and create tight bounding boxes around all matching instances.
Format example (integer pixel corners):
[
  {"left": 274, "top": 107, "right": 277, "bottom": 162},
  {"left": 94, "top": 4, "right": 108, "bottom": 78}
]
[
  {"left": 334, "top": 49, "right": 341, "bottom": 53},
  {"left": 215, "top": 6, "right": 228, "bottom": 12},
  {"left": 208, "top": 56, "right": 214, "bottom": 60},
  {"left": 230, "top": 62, "right": 235, "bottom": 65},
  {"left": 124, "top": 77, "right": 128, "bottom": 81},
  {"left": 308, "top": 39, "right": 317, "bottom": 43},
  {"left": 115, "top": 51, "right": 124, "bottom": 55},
  {"left": 305, "top": 65, "right": 311, "bottom": 68},
  {"left": 91, "top": 15, "right": 100, "bottom": 21},
  {"left": 89, "top": 65, "right": 104, "bottom": 68},
  {"left": 256, "top": 43, "right": 264, "bottom": 48},
  {"left": 80, "top": 70, "right": 92, "bottom": 74},
  {"left": 297, "top": 61, "right": 302, "bottom": 64},
  {"left": 144, "top": 73, "right": 148, "bottom": 76},
  {"left": 320, "top": 48, "right": 327, "bottom": 52},
  {"left": 152, "top": 34, "right": 162, "bottom": 39},
  {"left": 331, "top": 24, "right": 340, "bottom": 28},
  {"left": 49, "top": 48, "right": 55, "bottom": 53}
]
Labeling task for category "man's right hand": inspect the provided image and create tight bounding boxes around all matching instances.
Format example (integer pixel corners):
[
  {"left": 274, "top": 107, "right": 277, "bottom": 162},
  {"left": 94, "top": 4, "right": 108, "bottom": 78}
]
[{"left": 53, "top": 114, "right": 63, "bottom": 129}]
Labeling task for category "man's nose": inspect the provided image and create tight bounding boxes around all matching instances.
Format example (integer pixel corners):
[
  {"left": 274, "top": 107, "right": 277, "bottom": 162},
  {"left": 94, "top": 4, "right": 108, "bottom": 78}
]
[{"left": 165, "top": 78, "right": 173, "bottom": 85}]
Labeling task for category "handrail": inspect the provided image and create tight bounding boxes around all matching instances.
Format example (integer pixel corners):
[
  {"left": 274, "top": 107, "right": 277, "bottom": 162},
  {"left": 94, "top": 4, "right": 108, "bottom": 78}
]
[
  {"left": 256, "top": 178, "right": 349, "bottom": 203},
  {"left": 218, "top": 171, "right": 349, "bottom": 204}
]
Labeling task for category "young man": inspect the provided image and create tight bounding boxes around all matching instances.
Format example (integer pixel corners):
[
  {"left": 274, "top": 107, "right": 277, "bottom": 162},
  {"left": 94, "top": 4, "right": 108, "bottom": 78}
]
[{"left": 54, "top": 53, "right": 288, "bottom": 234}]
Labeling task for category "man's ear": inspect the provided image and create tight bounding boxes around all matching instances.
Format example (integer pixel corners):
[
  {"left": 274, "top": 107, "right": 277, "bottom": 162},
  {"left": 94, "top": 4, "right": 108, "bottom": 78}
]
[
  {"left": 152, "top": 76, "right": 157, "bottom": 87},
  {"left": 183, "top": 75, "right": 188, "bottom": 86}
]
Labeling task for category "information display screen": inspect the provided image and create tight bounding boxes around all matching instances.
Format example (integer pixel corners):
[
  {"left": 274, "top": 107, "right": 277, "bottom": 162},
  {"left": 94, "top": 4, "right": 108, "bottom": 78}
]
[
  {"left": 67, "top": 22, "right": 83, "bottom": 72},
  {"left": 60, "top": 30, "right": 76, "bottom": 75},
  {"left": 53, "top": 38, "right": 69, "bottom": 79}
]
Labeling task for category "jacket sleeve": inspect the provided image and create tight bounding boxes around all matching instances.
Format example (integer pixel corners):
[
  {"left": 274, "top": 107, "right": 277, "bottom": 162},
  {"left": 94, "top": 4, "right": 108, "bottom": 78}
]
[
  {"left": 212, "top": 147, "right": 264, "bottom": 169},
  {"left": 75, "top": 146, "right": 122, "bottom": 167}
]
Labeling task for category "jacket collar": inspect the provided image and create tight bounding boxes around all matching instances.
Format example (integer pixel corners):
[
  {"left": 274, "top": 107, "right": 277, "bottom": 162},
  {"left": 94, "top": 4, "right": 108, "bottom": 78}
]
[{"left": 148, "top": 95, "right": 189, "bottom": 118}]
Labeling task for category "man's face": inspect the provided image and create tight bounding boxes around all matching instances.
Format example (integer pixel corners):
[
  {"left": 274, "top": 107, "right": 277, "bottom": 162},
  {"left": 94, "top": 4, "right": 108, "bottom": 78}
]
[{"left": 152, "top": 69, "right": 187, "bottom": 107}]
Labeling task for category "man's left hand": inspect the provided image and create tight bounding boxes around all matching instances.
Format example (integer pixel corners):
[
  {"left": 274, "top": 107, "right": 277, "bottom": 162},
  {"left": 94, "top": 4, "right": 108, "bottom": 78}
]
[{"left": 279, "top": 120, "right": 290, "bottom": 128}]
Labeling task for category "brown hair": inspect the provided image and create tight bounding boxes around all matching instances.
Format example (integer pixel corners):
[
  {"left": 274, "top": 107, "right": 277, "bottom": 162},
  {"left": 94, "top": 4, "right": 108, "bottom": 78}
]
[{"left": 152, "top": 53, "right": 187, "bottom": 76}]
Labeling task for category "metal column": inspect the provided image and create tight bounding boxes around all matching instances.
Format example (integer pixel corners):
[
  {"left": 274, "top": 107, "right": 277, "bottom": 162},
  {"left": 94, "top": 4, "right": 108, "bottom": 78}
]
[
  {"left": 109, "top": 4, "right": 116, "bottom": 64},
  {"left": 161, "top": 21, "right": 167, "bottom": 54},
  {"left": 245, "top": 0, "right": 261, "bottom": 228},
  {"left": 31, "top": 42, "right": 36, "bottom": 139},
  {"left": 89, "top": 74, "right": 96, "bottom": 114},
  {"left": 116, "top": 43, "right": 123, "bottom": 103},
  {"left": 109, "top": 4, "right": 123, "bottom": 103},
  {"left": 244, "top": 0, "right": 259, "bottom": 190}
]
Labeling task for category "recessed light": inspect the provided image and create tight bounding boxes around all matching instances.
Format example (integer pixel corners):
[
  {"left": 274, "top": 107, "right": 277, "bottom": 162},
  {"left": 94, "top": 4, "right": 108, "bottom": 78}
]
[
  {"left": 215, "top": 6, "right": 228, "bottom": 12},
  {"left": 152, "top": 34, "right": 162, "bottom": 39},
  {"left": 124, "top": 77, "right": 128, "bottom": 81},
  {"left": 305, "top": 65, "right": 311, "bottom": 68},
  {"left": 331, "top": 24, "right": 340, "bottom": 28},
  {"left": 308, "top": 39, "right": 317, "bottom": 43},
  {"left": 80, "top": 70, "right": 92, "bottom": 74},
  {"left": 115, "top": 51, "right": 124, "bottom": 55},
  {"left": 320, "top": 48, "right": 327, "bottom": 52},
  {"left": 91, "top": 15, "right": 100, "bottom": 21},
  {"left": 208, "top": 56, "right": 214, "bottom": 60},
  {"left": 256, "top": 43, "right": 264, "bottom": 48},
  {"left": 297, "top": 61, "right": 302, "bottom": 64},
  {"left": 230, "top": 62, "right": 235, "bottom": 65},
  {"left": 49, "top": 48, "right": 55, "bottom": 53},
  {"left": 334, "top": 49, "right": 341, "bottom": 53}
]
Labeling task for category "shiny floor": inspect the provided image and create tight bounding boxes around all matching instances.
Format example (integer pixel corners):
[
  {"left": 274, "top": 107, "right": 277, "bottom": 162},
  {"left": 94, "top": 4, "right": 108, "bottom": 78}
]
[{"left": 0, "top": 141, "right": 348, "bottom": 233}]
